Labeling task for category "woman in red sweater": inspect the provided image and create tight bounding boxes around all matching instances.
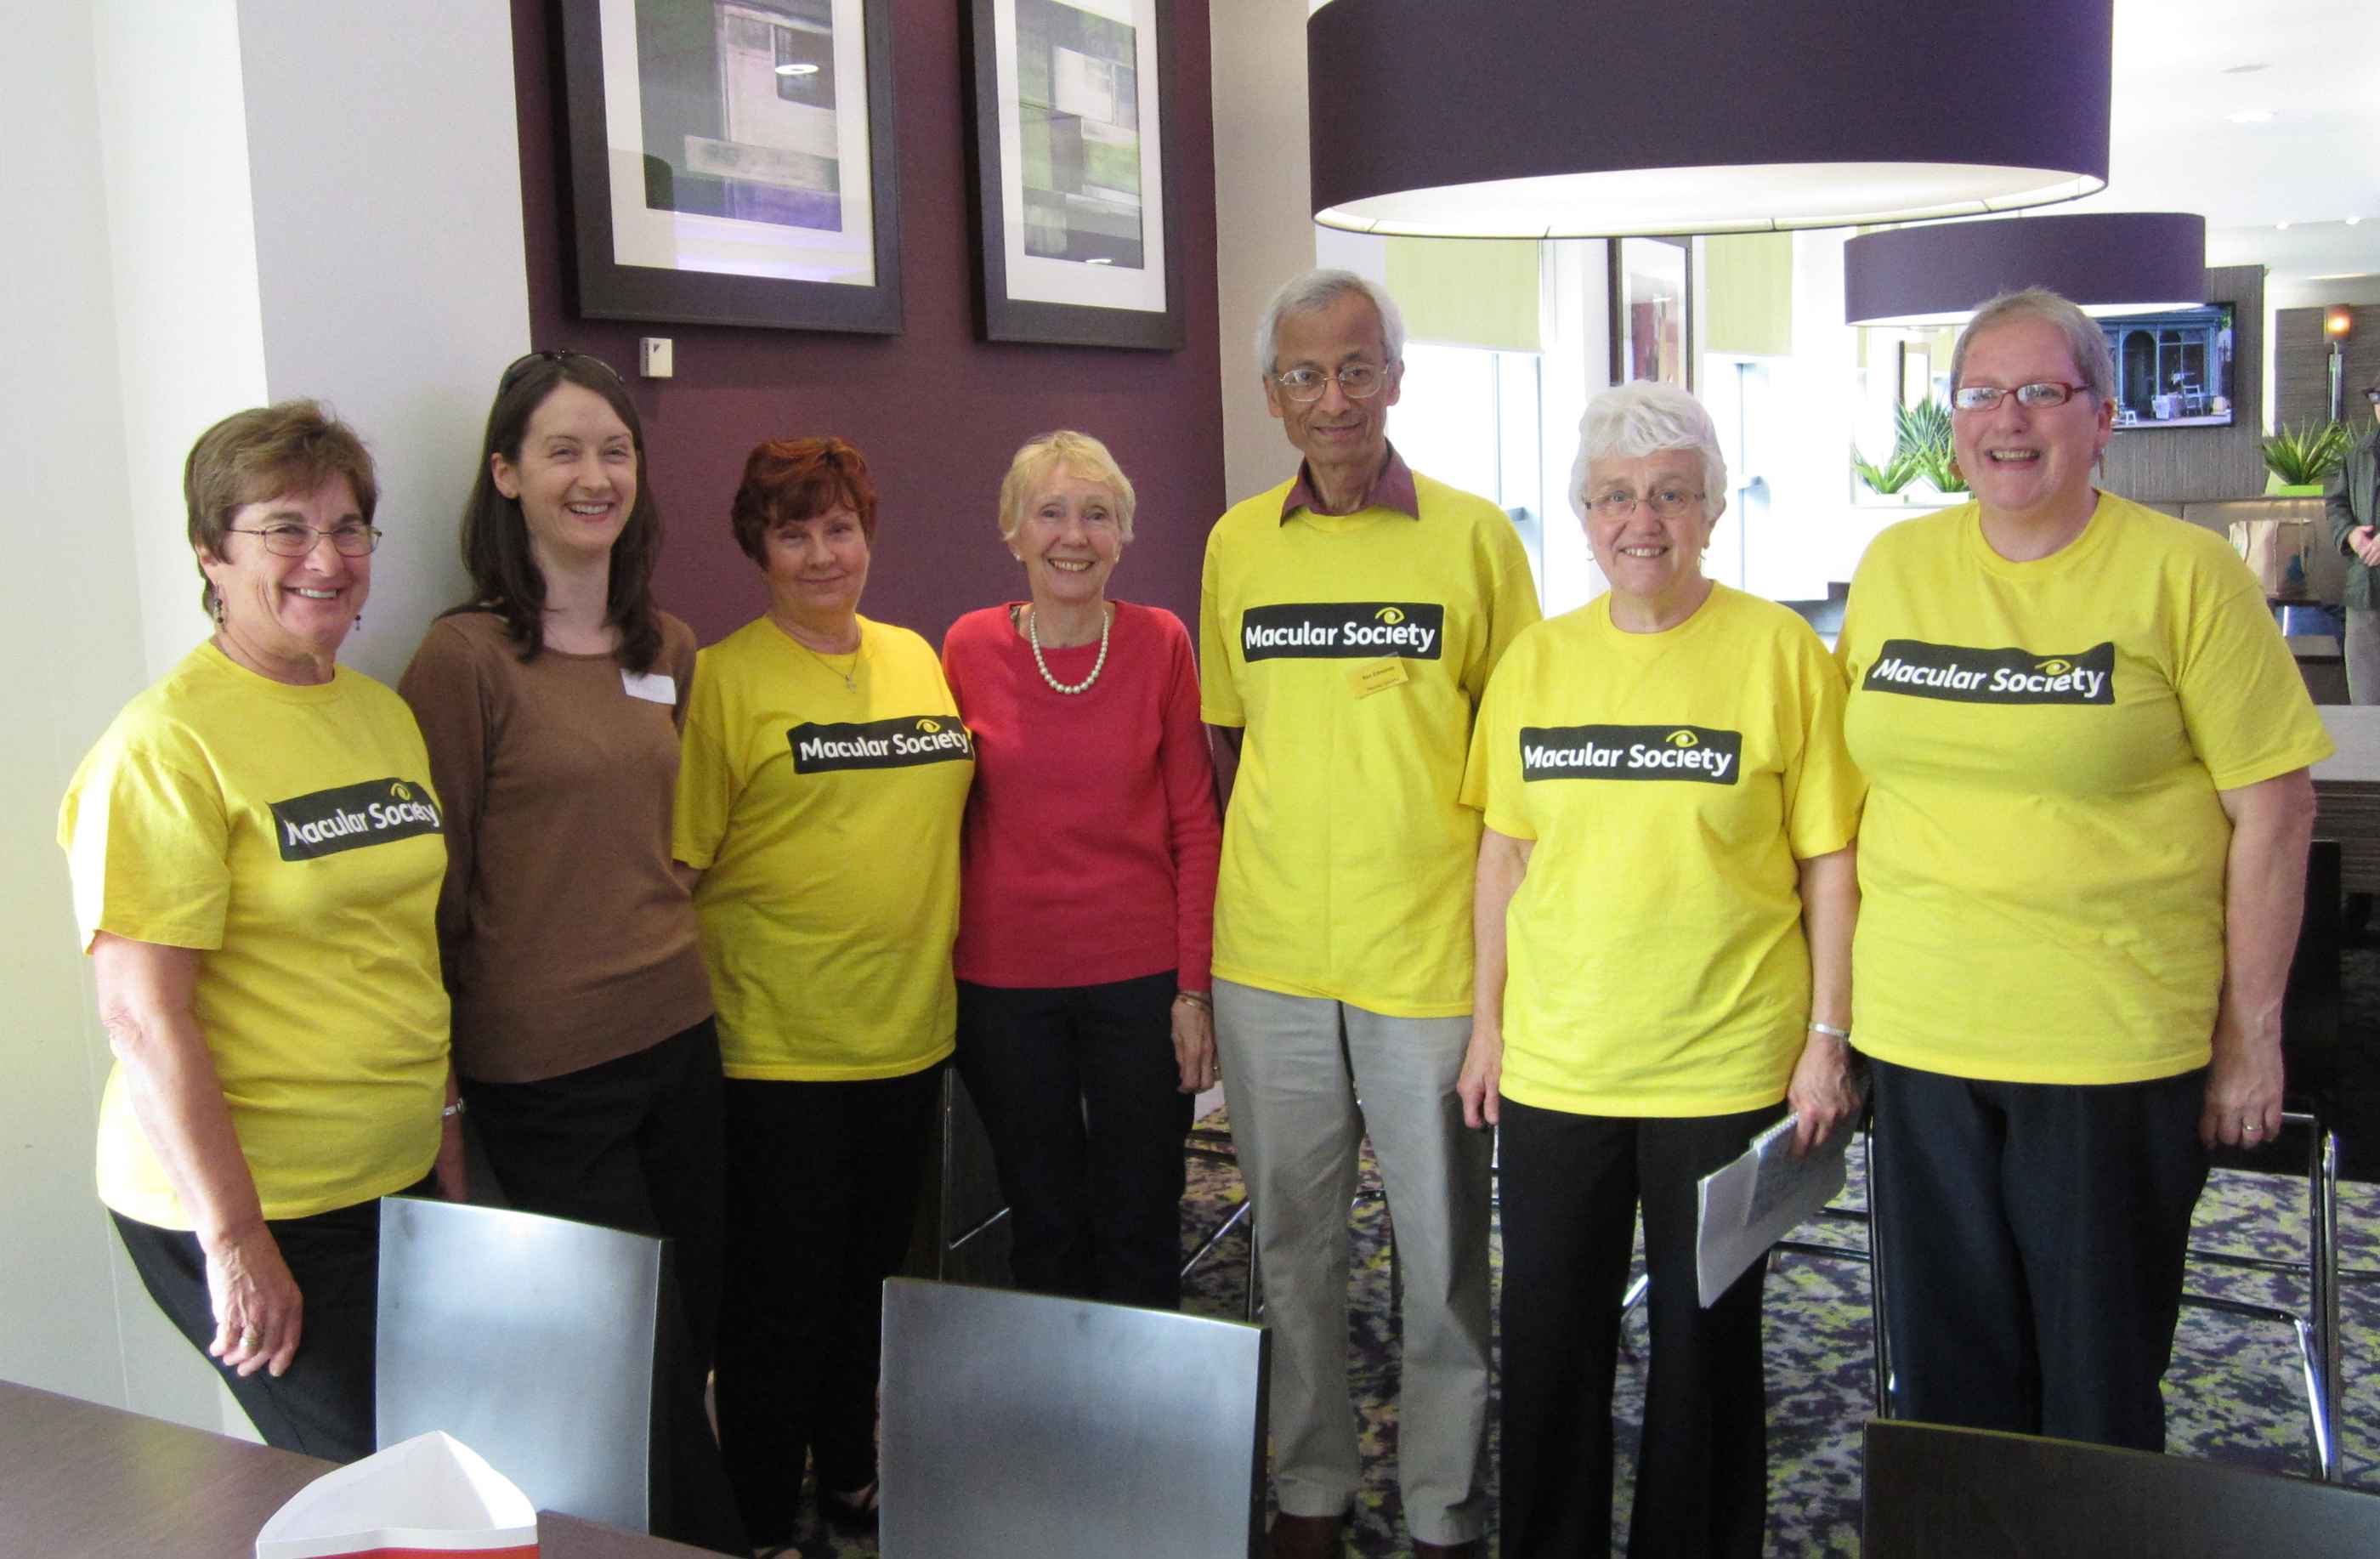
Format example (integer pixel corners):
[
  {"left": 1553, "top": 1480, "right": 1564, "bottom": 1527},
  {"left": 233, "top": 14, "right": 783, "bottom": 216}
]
[{"left": 942, "top": 430, "right": 1222, "bottom": 1308}]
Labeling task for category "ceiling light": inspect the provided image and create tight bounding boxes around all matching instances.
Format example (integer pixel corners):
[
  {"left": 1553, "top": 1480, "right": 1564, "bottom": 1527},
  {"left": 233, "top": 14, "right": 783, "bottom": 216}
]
[
  {"left": 1844, "top": 213, "right": 2206, "bottom": 326},
  {"left": 774, "top": 62, "right": 819, "bottom": 77},
  {"left": 2350, "top": 217, "right": 2364, "bottom": 227},
  {"left": 2221, "top": 62, "right": 2270, "bottom": 74},
  {"left": 1307, "top": 0, "right": 2113, "bottom": 237},
  {"left": 2279, "top": 220, "right": 2292, "bottom": 230},
  {"left": 2225, "top": 110, "right": 2274, "bottom": 124}
]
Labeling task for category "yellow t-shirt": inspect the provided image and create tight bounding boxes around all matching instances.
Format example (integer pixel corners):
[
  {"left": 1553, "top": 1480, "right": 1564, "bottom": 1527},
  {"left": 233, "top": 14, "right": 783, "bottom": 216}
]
[
  {"left": 60, "top": 643, "right": 450, "bottom": 1227},
  {"left": 1200, "top": 473, "right": 1540, "bottom": 1017},
  {"left": 1839, "top": 493, "right": 2334, "bottom": 1084},
  {"left": 1462, "top": 587, "right": 1863, "bottom": 1114},
  {"left": 674, "top": 615, "right": 972, "bottom": 1080}
]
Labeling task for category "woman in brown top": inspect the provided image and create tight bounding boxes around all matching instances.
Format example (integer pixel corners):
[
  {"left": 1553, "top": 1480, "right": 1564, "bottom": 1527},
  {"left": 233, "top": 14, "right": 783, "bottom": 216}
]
[{"left": 398, "top": 350, "right": 743, "bottom": 1556}]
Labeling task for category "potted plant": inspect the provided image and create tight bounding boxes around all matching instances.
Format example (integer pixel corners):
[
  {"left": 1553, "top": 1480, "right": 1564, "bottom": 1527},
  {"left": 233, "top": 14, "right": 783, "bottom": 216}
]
[
  {"left": 2261, "top": 421, "right": 2349, "bottom": 496},
  {"left": 1851, "top": 400, "right": 1967, "bottom": 499}
]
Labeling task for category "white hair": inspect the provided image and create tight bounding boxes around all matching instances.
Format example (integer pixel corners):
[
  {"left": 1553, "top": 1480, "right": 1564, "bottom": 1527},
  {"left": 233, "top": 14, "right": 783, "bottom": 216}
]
[
  {"left": 1253, "top": 269, "right": 1408, "bottom": 381},
  {"left": 1951, "top": 286, "right": 2116, "bottom": 404},
  {"left": 1570, "top": 381, "right": 1728, "bottom": 520}
]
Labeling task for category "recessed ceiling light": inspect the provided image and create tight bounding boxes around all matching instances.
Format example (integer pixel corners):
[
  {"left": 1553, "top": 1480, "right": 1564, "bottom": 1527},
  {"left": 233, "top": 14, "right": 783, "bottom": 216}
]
[
  {"left": 2277, "top": 219, "right": 2292, "bottom": 230},
  {"left": 1086, "top": 257, "right": 1114, "bottom": 265},
  {"left": 2350, "top": 217, "right": 2365, "bottom": 227},
  {"left": 2221, "top": 62, "right": 2270, "bottom": 75},
  {"left": 774, "top": 61, "right": 819, "bottom": 77},
  {"left": 2226, "top": 110, "right": 2274, "bottom": 123}
]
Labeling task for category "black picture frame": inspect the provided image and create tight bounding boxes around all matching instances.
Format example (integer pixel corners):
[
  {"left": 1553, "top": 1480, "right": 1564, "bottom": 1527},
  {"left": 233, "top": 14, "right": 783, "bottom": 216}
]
[
  {"left": 1609, "top": 235, "right": 1693, "bottom": 391},
  {"left": 961, "top": 0, "right": 1185, "bottom": 350},
  {"left": 556, "top": 0, "right": 903, "bottom": 334}
]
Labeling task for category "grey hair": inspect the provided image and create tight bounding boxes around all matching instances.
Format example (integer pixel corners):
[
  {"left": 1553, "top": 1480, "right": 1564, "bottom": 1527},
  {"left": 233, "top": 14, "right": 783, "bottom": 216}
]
[
  {"left": 1950, "top": 286, "right": 2116, "bottom": 404},
  {"left": 1569, "top": 381, "right": 1728, "bottom": 521},
  {"left": 1253, "top": 268, "right": 1408, "bottom": 381}
]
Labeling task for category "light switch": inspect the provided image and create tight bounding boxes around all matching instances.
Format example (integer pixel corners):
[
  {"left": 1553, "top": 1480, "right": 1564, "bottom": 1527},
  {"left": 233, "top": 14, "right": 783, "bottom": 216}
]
[{"left": 639, "top": 337, "right": 674, "bottom": 378}]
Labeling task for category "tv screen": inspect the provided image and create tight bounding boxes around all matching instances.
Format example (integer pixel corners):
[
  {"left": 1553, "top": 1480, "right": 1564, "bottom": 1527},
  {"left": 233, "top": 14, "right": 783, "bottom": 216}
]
[{"left": 2100, "top": 303, "right": 2235, "bottom": 429}]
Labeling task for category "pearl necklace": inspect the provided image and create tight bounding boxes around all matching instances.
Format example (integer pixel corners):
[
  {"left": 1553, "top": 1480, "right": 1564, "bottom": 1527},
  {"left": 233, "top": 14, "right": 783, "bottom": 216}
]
[{"left": 1028, "top": 604, "right": 1110, "bottom": 695}]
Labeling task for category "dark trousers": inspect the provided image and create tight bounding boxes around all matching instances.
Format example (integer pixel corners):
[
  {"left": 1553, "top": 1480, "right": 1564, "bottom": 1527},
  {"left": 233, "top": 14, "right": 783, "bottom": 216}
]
[
  {"left": 1869, "top": 1059, "right": 2208, "bottom": 1450},
  {"left": 715, "top": 1065, "right": 939, "bottom": 1546},
  {"left": 1498, "top": 1097, "right": 1781, "bottom": 1559},
  {"left": 113, "top": 1196, "right": 388, "bottom": 1463},
  {"left": 955, "top": 972, "right": 1193, "bottom": 1309},
  {"left": 462, "top": 1018, "right": 743, "bottom": 1554}
]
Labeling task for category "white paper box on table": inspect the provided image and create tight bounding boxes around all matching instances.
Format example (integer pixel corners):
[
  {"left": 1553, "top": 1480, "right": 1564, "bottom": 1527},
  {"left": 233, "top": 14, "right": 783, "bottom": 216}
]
[{"left": 255, "top": 1431, "right": 539, "bottom": 1559}]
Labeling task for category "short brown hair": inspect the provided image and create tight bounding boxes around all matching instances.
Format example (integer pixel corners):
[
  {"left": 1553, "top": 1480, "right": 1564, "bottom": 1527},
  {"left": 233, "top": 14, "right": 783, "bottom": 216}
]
[
  {"left": 184, "top": 401, "right": 377, "bottom": 621},
  {"left": 729, "top": 436, "right": 879, "bottom": 564},
  {"left": 997, "top": 431, "right": 1137, "bottom": 543}
]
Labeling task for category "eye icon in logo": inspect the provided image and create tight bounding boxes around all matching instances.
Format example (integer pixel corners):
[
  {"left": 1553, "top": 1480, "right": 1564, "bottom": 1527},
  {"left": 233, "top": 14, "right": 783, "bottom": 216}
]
[
  {"left": 2037, "top": 658, "right": 2072, "bottom": 675},
  {"left": 1666, "top": 730, "right": 1699, "bottom": 748},
  {"left": 390, "top": 782, "right": 412, "bottom": 801},
  {"left": 916, "top": 718, "right": 941, "bottom": 733},
  {"left": 1374, "top": 606, "right": 1407, "bottom": 625}
]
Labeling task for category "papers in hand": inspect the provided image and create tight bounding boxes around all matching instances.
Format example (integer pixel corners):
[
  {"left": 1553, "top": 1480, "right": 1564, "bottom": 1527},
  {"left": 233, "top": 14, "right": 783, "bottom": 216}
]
[
  {"left": 1693, "top": 1108, "right": 1858, "bottom": 1308},
  {"left": 255, "top": 1430, "right": 539, "bottom": 1558}
]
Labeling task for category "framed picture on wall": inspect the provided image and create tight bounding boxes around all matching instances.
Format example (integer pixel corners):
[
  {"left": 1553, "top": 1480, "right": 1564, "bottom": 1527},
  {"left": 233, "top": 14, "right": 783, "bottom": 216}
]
[
  {"left": 1898, "top": 343, "right": 1933, "bottom": 408},
  {"left": 961, "top": 0, "right": 1184, "bottom": 350},
  {"left": 557, "top": 0, "right": 902, "bottom": 333},
  {"left": 1609, "top": 236, "right": 1691, "bottom": 390}
]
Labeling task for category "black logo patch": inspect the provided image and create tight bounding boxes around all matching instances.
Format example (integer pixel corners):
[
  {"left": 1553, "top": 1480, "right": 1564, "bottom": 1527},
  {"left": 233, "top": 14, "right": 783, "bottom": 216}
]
[
  {"left": 790, "top": 716, "right": 973, "bottom": 774},
  {"left": 271, "top": 778, "right": 442, "bottom": 861},
  {"left": 1520, "top": 724, "right": 1742, "bottom": 784},
  {"left": 1241, "top": 602, "right": 1446, "bottom": 661},
  {"left": 1862, "top": 639, "right": 2115, "bottom": 705}
]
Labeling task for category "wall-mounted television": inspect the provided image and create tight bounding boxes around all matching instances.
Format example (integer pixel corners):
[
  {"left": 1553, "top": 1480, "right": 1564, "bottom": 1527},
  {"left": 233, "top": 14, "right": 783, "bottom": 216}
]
[{"left": 2100, "top": 303, "right": 2235, "bottom": 429}]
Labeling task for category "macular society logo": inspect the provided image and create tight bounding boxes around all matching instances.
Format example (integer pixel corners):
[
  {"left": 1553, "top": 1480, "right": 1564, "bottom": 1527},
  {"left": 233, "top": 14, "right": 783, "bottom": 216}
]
[
  {"left": 1862, "top": 638, "right": 2115, "bottom": 706},
  {"left": 1241, "top": 602, "right": 1446, "bottom": 661},
  {"left": 1520, "top": 724, "right": 1742, "bottom": 784},
  {"left": 791, "top": 716, "right": 974, "bottom": 774},
  {"left": 270, "top": 778, "right": 442, "bottom": 861}
]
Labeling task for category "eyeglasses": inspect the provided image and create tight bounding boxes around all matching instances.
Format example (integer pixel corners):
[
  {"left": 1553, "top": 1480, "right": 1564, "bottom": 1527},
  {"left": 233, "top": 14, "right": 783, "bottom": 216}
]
[
  {"left": 1272, "top": 363, "right": 1391, "bottom": 403},
  {"left": 497, "top": 349, "right": 626, "bottom": 393},
  {"left": 1952, "top": 382, "right": 2094, "bottom": 412},
  {"left": 1588, "top": 486, "right": 1704, "bottom": 519},
  {"left": 225, "top": 521, "right": 382, "bottom": 557}
]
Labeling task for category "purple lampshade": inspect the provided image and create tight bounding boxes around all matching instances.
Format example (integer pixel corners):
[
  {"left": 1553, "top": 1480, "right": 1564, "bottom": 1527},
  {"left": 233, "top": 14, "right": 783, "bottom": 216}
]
[
  {"left": 1307, "top": 0, "right": 2113, "bottom": 238},
  {"left": 1844, "top": 213, "right": 2208, "bottom": 325}
]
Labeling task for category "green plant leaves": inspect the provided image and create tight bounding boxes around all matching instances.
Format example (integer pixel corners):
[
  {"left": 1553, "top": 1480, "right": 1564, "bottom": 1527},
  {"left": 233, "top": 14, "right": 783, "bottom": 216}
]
[
  {"left": 2260, "top": 421, "right": 2350, "bottom": 486},
  {"left": 1853, "top": 399, "right": 1965, "bottom": 495}
]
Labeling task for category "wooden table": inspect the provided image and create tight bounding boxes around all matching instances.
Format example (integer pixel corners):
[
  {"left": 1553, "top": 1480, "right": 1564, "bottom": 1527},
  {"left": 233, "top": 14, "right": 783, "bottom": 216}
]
[
  {"left": 0, "top": 1380, "right": 716, "bottom": 1558},
  {"left": 2315, "top": 706, "right": 2380, "bottom": 894}
]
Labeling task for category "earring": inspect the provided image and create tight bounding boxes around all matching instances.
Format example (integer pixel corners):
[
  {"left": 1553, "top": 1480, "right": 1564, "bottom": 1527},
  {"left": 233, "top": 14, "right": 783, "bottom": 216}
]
[
  {"left": 211, "top": 594, "right": 224, "bottom": 628},
  {"left": 354, "top": 611, "right": 364, "bottom": 630}
]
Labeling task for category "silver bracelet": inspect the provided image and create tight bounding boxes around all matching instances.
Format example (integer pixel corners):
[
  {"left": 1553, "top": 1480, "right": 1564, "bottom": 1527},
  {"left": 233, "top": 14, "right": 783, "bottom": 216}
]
[
  {"left": 441, "top": 1099, "right": 466, "bottom": 1120},
  {"left": 1807, "top": 1021, "right": 1850, "bottom": 1040}
]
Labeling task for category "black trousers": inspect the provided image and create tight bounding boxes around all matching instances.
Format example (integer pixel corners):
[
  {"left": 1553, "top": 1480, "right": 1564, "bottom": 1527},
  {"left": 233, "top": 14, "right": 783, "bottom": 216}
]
[
  {"left": 1869, "top": 1059, "right": 2209, "bottom": 1450},
  {"left": 1497, "top": 1097, "right": 1782, "bottom": 1559},
  {"left": 715, "top": 1064, "right": 940, "bottom": 1546},
  {"left": 955, "top": 972, "right": 1193, "bottom": 1309},
  {"left": 113, "top": 1195, "right": 388, "bottom": 1463},
  {"left": 462, "top": 1017, "right": 743, "bottom": 1554}
]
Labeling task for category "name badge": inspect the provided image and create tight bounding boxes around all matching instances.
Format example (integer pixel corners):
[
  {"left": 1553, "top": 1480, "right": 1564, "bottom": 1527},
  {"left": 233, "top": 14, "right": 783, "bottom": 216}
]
[
  {"left": 622, "top": 670, "right": 677, "bottom": 705},
  {"left": 1346, "top": 657, "right": 1410, "bottom": 697}
]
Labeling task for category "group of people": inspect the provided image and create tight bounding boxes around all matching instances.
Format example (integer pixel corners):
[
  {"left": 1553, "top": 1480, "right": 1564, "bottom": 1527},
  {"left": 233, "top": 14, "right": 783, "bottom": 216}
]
[{"left": 60, "top": 265, "right": 2330, "bottom": 1559}]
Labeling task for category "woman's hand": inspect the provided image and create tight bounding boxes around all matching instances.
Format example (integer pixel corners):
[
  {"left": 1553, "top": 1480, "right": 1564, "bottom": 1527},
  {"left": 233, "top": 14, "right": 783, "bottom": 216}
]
[
  {"left": 1457, "top": 1020, "right": 1503, "bottom": 1129},
  {"left": 2353, "top": 526, "right": 2380, "bottom": 569},
  {"left": 1785, "top": 1030, "right": 1858, "bottom": 1158},
  {"left": 1171, "top": 997, "right": 1217, "bottom": 1094},
  {"left": 202, "top": 1222, "right": 303, "bottom": 1379}
]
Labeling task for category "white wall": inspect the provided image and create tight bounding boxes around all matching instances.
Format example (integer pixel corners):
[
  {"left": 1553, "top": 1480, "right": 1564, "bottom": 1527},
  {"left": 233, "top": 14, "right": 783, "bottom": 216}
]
[{"left": 3, "top": 0, "right": 530, "bottom": 1431}]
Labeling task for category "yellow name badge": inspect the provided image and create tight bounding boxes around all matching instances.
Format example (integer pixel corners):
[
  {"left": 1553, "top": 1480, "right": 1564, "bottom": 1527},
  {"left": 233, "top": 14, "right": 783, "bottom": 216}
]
[{"left": 1347, "top": 656, "right": 1410, "bottom": 697}]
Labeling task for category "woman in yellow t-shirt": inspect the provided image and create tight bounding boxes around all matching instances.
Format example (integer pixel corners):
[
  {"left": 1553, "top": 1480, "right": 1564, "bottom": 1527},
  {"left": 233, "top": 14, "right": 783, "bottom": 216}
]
[
  {"left": 673, "top": 437, "right": 972, "bottom": 1556},
  {"left": 58, "top": 402, "right": 456, "bottom": 1462},
  {"left": 1837, "top": 287, "right": 2331, "bottom": 1451},
  {"left": 1458, "top": 382, "right": 1863, "bottom": 1558}
]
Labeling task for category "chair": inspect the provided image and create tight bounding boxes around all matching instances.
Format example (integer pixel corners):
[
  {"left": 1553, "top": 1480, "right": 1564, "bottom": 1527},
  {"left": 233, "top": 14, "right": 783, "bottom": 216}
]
[
  {"left": 1862, "top": 1419, "right": 2380, "bottom": 1558},
  {"left": 376, "top": 1196, "right": 664, "bottom": 1532},
  {"left": 879, "top": 1277, "right": 1270, "bottom": 1559},
  {"left": 1182, "top": 1120, "right": 1260, "bottom": 1320}
]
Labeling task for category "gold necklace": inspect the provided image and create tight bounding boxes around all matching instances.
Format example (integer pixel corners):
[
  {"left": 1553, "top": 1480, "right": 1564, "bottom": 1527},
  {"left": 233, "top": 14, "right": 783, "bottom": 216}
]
[{"left": 779, "top": 618, "right": 862, "bottom": 689}]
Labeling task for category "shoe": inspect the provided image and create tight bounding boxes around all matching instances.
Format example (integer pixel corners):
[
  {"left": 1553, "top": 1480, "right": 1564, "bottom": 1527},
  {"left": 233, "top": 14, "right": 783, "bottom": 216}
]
[
  {"left": 1268, "top": 1511, "right": 1346, "bottom": 1559},
  {"left": 819, "top": 1480, "right": 879, "bottom": 1536},
  {"left": 1413, "top": 1540, "right": 1486, "bottom": 1558}
]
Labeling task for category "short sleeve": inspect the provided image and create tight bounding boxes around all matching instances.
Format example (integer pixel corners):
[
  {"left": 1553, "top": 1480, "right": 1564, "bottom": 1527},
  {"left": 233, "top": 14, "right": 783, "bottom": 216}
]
[
  {"left": 60, "top": 730, "right": 232, "bottom": 954},
  {"left": 2172, "top": 542, "right": 2335, "bottom": 791},
  {"left": 1198, "top": 530, "right": 1244, "bottom": 728},
  {"left": 1465, "top": 515, "right": 1544, "bottom": 705},
  {"left": 1462, "top": 652, "right": 1537, "bottom": 842},
  {"left": 1779, "top": 632, "right": 1864, "bottom": 860},
  {"left": 672, "top": 650, "right": 735, "bottom": 871}
]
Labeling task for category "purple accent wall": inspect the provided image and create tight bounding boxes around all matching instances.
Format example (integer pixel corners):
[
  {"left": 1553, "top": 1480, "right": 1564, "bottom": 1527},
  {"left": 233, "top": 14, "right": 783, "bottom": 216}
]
[{"left": 510, "top": 0, "right": 1224, "bottom": 647}]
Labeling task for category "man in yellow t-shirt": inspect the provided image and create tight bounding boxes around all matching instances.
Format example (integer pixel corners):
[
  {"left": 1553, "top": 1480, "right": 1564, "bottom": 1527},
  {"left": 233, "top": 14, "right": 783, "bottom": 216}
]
[{"left": 1200, "top": 270, "right": 1538, "bottom": 1559}]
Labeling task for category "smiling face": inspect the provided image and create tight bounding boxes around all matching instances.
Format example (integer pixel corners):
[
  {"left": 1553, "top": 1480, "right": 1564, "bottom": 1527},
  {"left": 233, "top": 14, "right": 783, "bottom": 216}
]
[
  {"left": 1264, "top": 290, "right": 1402, "bottom": 481},
  {"left": 200, "top": 474, "right": 370, "bottom": 684},
  {"left": 762, "top": 504, "right": 870, "bottom": 638},
  {"left": 490, "top": 382, "right": 638, "bottom": 571},
  {"left": 1583, "top": 450, "right": 1718, "bottom": 622},
  {"left": 1012, "top": 464, "right": 1123, "bottom": 611},
  {"left": 1952, "top": 316, "right": 2113, "bottom": 525}
]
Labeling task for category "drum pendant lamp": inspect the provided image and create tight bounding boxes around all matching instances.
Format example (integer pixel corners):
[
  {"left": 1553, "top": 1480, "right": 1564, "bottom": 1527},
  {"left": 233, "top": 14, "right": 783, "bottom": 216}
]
[
  {"left": 1307, "top": 0, "right": 2114, "bottom": 238},
  {"left": 1844, "top": 213, "right": 2208, "bottom": 326}
]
